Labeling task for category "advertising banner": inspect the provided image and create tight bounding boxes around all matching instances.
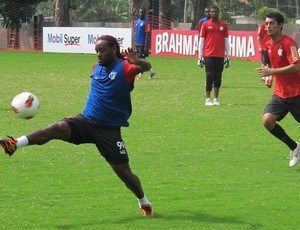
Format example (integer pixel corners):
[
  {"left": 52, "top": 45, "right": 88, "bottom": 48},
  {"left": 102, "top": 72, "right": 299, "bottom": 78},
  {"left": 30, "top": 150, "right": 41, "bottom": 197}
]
[
  {"left": 151, "top": 30, "right": 260, "bottom": 61},
  {"left": 43, "top": 27, "right": 132, "bottom": 54}
]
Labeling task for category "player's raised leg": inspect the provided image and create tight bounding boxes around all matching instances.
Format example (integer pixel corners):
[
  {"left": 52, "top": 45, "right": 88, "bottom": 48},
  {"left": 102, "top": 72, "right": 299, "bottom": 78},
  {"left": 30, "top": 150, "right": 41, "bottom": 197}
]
[{"left": 0, "top": 121, "right": 72, "bottom": 156}]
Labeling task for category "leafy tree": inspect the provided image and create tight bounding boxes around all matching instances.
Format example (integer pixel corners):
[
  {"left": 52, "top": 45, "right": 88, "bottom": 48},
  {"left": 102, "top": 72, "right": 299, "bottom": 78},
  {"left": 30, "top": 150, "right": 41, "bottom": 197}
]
[
  {"left": 191, "top": 0, "right": 210, "bottom": 30},
  {"left": 0, "top": 0, "right": 45, "bottom": 30},
  {"left": 0, "top": 0, "right": 45, "bottom": 48},
  {"left": 71, "top": 0, "right": 130, "bottom": 23},
  {"left": 251, "top": 6, "right": 287, "bottom": 21}
]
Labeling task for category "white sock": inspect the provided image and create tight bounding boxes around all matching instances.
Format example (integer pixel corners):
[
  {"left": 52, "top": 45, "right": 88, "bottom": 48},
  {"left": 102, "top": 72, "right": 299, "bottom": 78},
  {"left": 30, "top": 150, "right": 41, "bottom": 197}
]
[
  {"left": 16, "top": 136, "right": 29, "bottom": 149},
  {"left": 137, "top": 195, "right": 150, "bottom": 208}
]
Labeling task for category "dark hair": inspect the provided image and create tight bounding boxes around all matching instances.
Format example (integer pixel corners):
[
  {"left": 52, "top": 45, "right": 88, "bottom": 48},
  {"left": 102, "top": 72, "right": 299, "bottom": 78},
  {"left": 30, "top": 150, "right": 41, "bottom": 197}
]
[
  {"left": 98, "top": 35, "right": 124, "bottom": 59},
  {"left": 265, "top": 12, "right": 284, "bottom": 25},
  {"left": 210, "top": 5, "right": 219, "bottom": 11}
]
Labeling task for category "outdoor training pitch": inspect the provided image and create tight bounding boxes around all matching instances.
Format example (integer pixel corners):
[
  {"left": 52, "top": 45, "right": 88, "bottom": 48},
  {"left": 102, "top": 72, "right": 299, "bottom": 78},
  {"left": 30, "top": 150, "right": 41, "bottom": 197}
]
[{"left": 1, "top": 51, "right": 300, "bottom": 229}]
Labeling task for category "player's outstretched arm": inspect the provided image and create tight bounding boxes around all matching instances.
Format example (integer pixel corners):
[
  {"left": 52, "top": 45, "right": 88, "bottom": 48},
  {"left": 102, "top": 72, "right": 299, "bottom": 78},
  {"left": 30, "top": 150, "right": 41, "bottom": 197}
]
[{"left": 125, "top": 47, "right": 151, "bottom": 72}]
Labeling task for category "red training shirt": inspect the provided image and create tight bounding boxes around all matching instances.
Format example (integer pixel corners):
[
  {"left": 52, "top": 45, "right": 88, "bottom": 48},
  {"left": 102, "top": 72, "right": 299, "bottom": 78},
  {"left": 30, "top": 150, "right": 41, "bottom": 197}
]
[
  {"left": 200, "top": 19, "right": 229, "bottom": 57},
  {"left": 258, "top": 23, "right": 270, "bottom": 50},
  {"left": 264, "top": 34, "right": 300, "bottom": 98}
]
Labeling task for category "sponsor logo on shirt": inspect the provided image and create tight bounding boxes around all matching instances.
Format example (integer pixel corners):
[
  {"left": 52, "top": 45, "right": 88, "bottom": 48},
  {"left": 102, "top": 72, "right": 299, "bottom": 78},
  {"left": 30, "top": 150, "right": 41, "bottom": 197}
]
[{"left": 291, "top": 46, "right": 299, "bottom": 61}]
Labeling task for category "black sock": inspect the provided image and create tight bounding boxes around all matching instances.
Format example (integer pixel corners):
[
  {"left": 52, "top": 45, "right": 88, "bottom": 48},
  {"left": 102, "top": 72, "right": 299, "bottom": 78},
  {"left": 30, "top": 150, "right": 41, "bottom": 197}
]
[{"left": 269, "top": 124, "right": 297, "bottom": 150}]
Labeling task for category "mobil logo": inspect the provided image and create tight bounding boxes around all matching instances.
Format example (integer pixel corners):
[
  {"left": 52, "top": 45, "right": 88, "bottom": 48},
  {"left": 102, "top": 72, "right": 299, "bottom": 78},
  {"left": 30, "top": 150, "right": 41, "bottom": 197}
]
[
  {"left": 47, "top": 33, "right": 81, "bottom": 46},
  {"left": 87, "top": 34, "right": 102, "bottom": 44},
  {"left": 48, "top": 33, "right": 63, "bottom": 43}
]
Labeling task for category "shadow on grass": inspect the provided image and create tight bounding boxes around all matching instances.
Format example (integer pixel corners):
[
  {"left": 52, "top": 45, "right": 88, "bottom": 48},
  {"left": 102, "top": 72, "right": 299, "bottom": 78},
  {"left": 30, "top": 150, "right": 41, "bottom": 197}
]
[
  {"left": 54, "top": 210, "right": 263, "bottom": 229},
  {"left": 113, "top": 210, "right": 263, "bottom": 229}
]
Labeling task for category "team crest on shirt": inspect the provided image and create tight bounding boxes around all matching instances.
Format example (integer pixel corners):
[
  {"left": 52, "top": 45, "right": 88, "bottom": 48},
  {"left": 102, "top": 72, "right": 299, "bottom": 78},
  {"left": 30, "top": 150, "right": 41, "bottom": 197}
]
[
  {"left": 277, "top": 48, "right": 283, "bottom": 56},
  {"left": 109, "top": 71, "right": 117, "bottom": 80},
  {"left": 290, "top": 46, "right": 299, "bottom": 61},
  {"left": 220, "top": 26, "right": 224, "bottom": 31}
]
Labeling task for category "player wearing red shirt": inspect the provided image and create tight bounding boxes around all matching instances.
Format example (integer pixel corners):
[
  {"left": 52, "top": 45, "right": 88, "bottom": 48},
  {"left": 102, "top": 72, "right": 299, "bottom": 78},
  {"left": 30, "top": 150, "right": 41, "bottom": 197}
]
[
  {"left": 197, "top": 5, "right": 230, "bottom": 106},
  {"left": 264, "top": 35, "right": 300, "bottom": 98},
  {"left": 257, "top": 23, "right": 270, "bottom": 54},
  {"left": 256, "top": 12, "right": 300, "bottom": 168},
  {"left": 257, "top": 23, "right": 271, "bottom": 81}
]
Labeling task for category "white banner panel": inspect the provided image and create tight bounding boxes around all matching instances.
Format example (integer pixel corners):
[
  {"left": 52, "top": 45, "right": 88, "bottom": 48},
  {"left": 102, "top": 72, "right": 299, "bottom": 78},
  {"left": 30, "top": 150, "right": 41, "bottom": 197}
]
[{"left": 43, "top": 27, "right": 132, "bottom": 54}]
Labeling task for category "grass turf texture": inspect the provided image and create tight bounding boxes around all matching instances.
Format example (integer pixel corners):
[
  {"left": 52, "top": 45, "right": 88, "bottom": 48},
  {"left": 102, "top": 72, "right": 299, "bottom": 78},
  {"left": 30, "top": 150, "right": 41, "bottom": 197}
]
[{"left": 1, "top": 51, "right": 300, "bottom": 229}]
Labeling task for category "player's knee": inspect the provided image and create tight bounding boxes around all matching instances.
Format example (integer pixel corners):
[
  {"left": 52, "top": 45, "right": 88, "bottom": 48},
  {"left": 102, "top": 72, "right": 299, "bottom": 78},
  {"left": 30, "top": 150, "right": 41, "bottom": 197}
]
[
  {"left": 262, "top": 114, "right": 276, "bottom": 130},
  {"left": 205, "top": 77, "right": 213, "bottom": 91},
  {"left": 205, "top": 84, "right": 213, "bottom": 91},
  {"left": 213, "top": 82, "right": 221, "bottom": 88},
  {"left": 47, "top": 121, "right": 71, "bottom": 138}
]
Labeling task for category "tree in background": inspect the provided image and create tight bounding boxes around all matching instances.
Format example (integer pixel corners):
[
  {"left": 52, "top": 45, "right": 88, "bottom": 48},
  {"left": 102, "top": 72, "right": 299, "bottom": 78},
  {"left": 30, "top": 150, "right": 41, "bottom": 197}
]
[
  {"left": 71, "top": 0, "right": 130, "bottom": 24},
  {"left": 251, "top": 6, "right": 287, "bottom": 21},
  {"left": 0, "top": 0, "right": 45, "bottom": 48},
  {"left": 191, "top": 0, "right": 210, "bottom": 30},
  {"left": 159, "top": 0, "right": 172, "bottom": 29},
  {"left": 54, "top": 0, "right": 70, "bottom": 26}
]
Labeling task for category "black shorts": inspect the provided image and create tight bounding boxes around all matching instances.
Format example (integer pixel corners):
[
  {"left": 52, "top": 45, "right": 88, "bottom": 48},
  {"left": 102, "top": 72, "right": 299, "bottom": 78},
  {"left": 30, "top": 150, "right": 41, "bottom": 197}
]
[
  {"left": 204, "top": 57, "right": 224, "bottom": 89},
  {"left": 204, "top": 57, "right": 224, "bottom": 74},
  {"left": 264, "top": 95, "right": 300, "bottom": 122},
  {"left": 63, "top": 114, "right": 129, "bottom": 164}
]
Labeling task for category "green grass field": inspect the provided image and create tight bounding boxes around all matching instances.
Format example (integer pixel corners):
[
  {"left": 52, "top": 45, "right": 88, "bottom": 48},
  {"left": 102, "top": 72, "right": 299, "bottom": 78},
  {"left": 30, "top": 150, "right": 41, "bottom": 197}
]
[{"left": 1, "top": 51, "right": 300, "bottom": 229}]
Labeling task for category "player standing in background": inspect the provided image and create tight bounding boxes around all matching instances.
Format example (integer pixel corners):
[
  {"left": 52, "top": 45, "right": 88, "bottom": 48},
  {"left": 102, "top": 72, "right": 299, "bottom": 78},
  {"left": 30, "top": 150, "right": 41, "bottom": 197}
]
[
  {"left": 134, "top": 8, "right": 156, "bottom": 80},
  {"left": 198, "top": 6, "right": 211, "bottom": 34},
  {"left": 255, "top": 12, "right": 300, "bottom": 167},
  {"left": 0, "top": 35, "right": 154, "bottom": 216},
  {"left": 198, "top": 5, "right": 230, "bottom": 106},
  {"left": 257, "top": 22, "right": 271, "bottom": 81}
]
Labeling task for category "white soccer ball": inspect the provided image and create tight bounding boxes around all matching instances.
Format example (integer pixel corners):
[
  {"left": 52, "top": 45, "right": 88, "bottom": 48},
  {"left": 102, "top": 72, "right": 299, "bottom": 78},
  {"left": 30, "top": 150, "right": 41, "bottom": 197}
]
[{"left": 11, "top": 92, "right": 40, "bottom": 119}]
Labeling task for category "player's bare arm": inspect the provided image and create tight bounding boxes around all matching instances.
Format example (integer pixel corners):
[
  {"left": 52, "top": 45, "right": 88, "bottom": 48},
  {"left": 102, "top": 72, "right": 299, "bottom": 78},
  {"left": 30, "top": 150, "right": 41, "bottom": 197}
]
[
  {"left": 256, "top": 63, "right": 300, "bottom": 76},
  {"left": 125, "top": 47, "right": 151, "bottom": 72}
]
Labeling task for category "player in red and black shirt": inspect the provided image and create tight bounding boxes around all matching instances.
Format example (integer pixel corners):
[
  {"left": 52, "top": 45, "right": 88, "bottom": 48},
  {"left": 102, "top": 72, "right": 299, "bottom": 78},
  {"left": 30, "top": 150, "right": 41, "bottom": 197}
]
[
  {"left": 198, "top": 5, "right": 230, "bottom": 106},
  {"left": 257, "top": 23, "right": 271, "bottom": 81},
  {"left": 256, "top": 12, "right": 300, "bottom": 168}
]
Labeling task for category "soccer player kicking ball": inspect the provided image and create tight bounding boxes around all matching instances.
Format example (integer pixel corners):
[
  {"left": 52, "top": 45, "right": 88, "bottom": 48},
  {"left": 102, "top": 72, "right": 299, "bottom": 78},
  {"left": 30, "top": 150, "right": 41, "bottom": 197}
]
[
  {"left": 0, "top": 35, "right": 154, "bottom": 216},
  {"left": 256, "top": 12, "right": 300, "bottom": 167}
]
